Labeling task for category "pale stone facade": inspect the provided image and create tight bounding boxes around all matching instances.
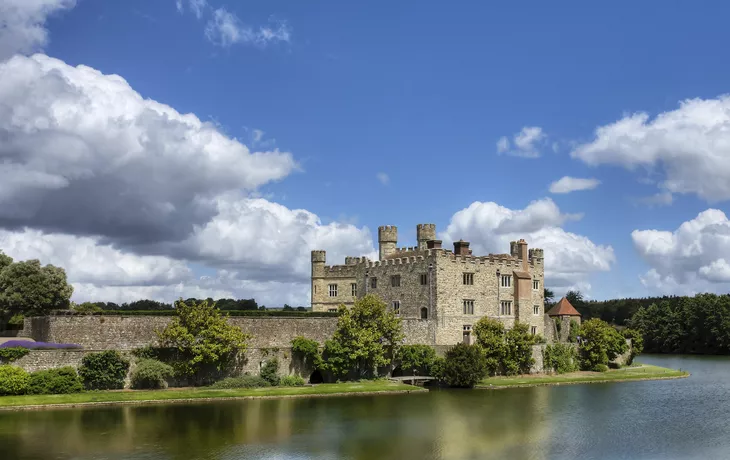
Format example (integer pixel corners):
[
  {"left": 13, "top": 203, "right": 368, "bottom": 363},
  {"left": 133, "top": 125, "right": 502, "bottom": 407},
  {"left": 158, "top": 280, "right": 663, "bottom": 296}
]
[{"left": 311, "top": 224, "right": 546, "bottom": 346}]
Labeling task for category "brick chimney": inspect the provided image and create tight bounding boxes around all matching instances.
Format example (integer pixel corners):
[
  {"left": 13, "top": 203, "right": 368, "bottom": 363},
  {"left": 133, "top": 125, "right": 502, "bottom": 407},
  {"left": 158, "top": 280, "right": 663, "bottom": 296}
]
[
  {"left": 427, "top": 239, "right": 442, "bottom": 249},
  {"left": 453, "top": 240, "right": 471, "bottom": 256},
  {"left": 516, "top": 239, "right": 528, "bottom": 271}
]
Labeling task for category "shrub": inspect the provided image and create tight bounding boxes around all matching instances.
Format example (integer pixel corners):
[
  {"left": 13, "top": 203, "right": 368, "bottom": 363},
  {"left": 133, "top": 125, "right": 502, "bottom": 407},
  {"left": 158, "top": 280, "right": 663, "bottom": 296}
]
[
  {"left": 8, "top": 314, "right": 24, "bottom": 326},
  {"left": 398, "top": 344, "right": 438, "bottom": 376},
  {"left": 568, "top": 319, "right": 579, "bottom": 343},
  {"left": 0, "top": 365, "right": 30, "bottom": 395},
  {"left": 291, "top": 336, "right": 322, "bottom": 369},
  {"left": 27, "top": 367, "right": 83, "bottom": 394},
  {"left": 131, "top": 359, "right": 174, "bottom": 389},
  {"left": 441, "top": 343, "right": 488, "bottom": 388},
  {"left": 473, "top": 317, "right": 506, "bottom": 375},
  {"left": 209, "top": 375, "right": 269, "bottom": 389},
  {"left": 0, "top": 346, "right": 29, "bottom": 362},
  {"left": 503, "top": 323, "right": 537, "bottom": 376},
  {"left": 260, "top": 358, "right": 280, "bottom": 386},
  {"left": 593, "top": 364, "right": 609, "bottom": 372},
  {"left": 543, "top": 343, "right": 579, "bottom": 374},
  {"left": 621, "top": 328, "right": 644, "bottom": 365},
  {"left": 430, "top": 357, "right": 446, "bottom": 381},
  {"left": 78, "top": 350, "right": 130, "bottom": 390},
  {"left": 280, "top": 375, "right": 306, "bottom": 387}
]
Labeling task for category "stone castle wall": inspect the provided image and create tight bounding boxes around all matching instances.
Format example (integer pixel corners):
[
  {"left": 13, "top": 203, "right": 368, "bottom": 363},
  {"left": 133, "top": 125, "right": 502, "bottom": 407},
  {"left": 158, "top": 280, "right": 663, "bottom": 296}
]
[{"left": 23, "top": 316, "right": 338, "bottom": 350}]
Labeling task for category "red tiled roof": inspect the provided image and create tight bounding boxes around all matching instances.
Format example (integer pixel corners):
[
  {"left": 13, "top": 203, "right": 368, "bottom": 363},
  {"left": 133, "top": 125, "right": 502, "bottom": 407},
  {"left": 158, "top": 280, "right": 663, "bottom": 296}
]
[{"left": 547, "top": 297, "right": 581, "bottom": 316}]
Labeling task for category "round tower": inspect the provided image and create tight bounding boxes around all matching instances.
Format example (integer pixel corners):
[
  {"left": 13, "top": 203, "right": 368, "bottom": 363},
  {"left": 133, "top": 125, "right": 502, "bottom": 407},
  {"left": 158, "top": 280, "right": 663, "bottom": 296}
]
[
  {"left": 417, "top": 223, "right": 437, "bottom": 250},
  {"left": 311, "top": 250, "right": 326, "bottom": 277},
  {"left": 378, "top": 226, "right": 398, "bottom": 260}
]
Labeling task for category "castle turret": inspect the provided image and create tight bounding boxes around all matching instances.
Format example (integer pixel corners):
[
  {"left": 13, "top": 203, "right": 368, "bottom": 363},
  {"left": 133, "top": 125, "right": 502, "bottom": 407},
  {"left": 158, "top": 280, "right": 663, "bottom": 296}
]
[
  {"left": 529, "top": 248, "right": 544, "bottom": 266},
  {"left": 378, "top": 226, "right": 398, "bottom": 260},
  {"left": 417, "top": 223, "right": 437, "bottom": 250},
  {"left": 311, "top": 250, "right": 326, "bottom": 277}
]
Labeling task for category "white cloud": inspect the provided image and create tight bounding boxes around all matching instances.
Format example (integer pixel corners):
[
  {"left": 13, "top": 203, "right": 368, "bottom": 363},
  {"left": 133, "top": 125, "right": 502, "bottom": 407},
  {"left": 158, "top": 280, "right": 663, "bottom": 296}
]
[
  {"left": 441, "top": 199, "right": 614, "bottom": 291},
  {"left": 549, "top": 176, "right": 601, "bottom": 194},
  {"left": 0, "top": 0, "right": 75, "bottom": 60},
  {"left": 496, "top": 126, "right": 546, "bottom": 158},
  {"left": 572, "top": 95, "right": 730, "bottom": 202},
  {"left": 635, "top": 191, "right": 673, "bottom": 207},
  {"left": 376, "top": 172, "right": 390, "bottom": 185},
  {"left": 188, "top": 0, "right": 207, "bottom": 19},
  {"left": 205, "top": 8, "right": 290, "bottom": 48},
  {"left": 176, "top": 0, "right": 183, "bottom": 14},
  {"left": 632, "top": 209, "right": 730, "bottom": 293}
]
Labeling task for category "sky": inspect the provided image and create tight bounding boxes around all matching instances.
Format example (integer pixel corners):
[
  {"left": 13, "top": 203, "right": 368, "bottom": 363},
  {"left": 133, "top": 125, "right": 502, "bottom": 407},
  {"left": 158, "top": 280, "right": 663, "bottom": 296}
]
[{"left": 2, "top": 0, "right": 730, "bottom": 306}]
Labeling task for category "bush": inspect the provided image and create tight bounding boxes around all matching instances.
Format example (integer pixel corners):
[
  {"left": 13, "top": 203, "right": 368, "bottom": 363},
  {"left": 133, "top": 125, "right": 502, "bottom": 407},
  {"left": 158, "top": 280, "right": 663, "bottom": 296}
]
[
  {"left": 0, "top": 347, "right": 29, "bottom": 362},
  {"left": 209, "top": 375, "right": 269, "bottom": 389},
  {"left": 78, "top": 350, "right": 130, "bottom": 390},
  {"left": 291, "top": 336, "right": 322, "bottom": 369},
  {"left": 593, "top": 364, "right": 609, "bottom": 372},
  {"left": 503, "top": 323, "right": 537, "bottom": 376},
  {"left": 621, "top": 328, "right": 644, "bottom": 365},
  {"left": 473, "top": 317, "right": 507, "bottom": 375},
  {"left": 430, "top": 357, "right": 445, "bottom": 381},
  {"left": 441, "top": 343, "right": 488, "bottom": 388},
  {"left": 568, "top": 319, "right": 579, "bottom": 343},
  {"left": 260, "top": 358, "right": 280, "bottom": 386},
  {"left": 0, "top": 365, "right": 30, "bottom": 395},
  {"left": 27, "top": 367, "right": 83, "bottom": 394},
  {"left": 577, "top": 319, "right": 629, "bottom": 370},
  {"left": 280, "top": 375, "right": 306, "bottom": 386},
  {"left": 543, "top": 343, "right": 579, "bottom": 374},
  {"left": 131, "top": 359, "right": 174, "bottom": 389}
]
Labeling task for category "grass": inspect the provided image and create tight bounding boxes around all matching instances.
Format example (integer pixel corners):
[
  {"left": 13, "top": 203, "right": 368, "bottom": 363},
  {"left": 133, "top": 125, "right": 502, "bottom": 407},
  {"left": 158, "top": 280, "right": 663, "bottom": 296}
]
[
  {"left": 0, "top": 381, "right": 424, "bottom": 409},
  {"left": 477, "top": 364, "right": 689, "bottom": 388}
]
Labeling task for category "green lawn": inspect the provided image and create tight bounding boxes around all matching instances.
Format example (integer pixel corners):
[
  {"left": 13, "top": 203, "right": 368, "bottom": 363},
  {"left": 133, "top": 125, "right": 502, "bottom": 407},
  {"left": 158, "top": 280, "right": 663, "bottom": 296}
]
[
  {"left": 0, "top": 381, "right": 425, "bottom": 409},
  {"left": 478, "top": 364, "right": 689, "bottom": 388}
]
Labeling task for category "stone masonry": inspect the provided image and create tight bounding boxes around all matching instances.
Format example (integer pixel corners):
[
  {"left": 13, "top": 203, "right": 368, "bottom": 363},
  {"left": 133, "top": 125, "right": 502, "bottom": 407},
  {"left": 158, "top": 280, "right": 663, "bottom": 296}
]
[{"left": 311, "top": 223, "right": 546, "bottom": 346}]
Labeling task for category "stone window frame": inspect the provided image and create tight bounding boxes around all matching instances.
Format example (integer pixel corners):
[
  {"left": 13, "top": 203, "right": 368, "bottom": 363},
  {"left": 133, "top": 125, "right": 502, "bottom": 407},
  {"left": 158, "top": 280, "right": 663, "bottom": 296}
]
[
  {"left": 533, "top": 279, "right": 539, "bottom": 290},
  {"left": 391, "top": 275, "right": 401, "bottom": 287},
  {"left": 392, "top": 300, "right": 401, "bottom": 315},
  {"left": 500, "top": 274, "right": 512, "bottom": 288},
  {"left": 351, "top": 283, "right": 357, "bottom": 297},
  {"left": 500, "top": 300, "right": 512, "bottom": 316},
  {"left": 531, "top": 326, "right": 537, "bottom": 335},
  {"left": 370, "top": 277, "right": 377, "bottom": 289},
  {"left": 420, "top": 307, "right": 428, "bottom": 320},
  {"left": 328, "top": 284, "right": 338, "bottom": 297},
  {"left": 463, "top": 299, "right": 475, "bottom": 315},
  {"left": 463, "top": 272, "right": 474, "bottom": 285},
  {"left": 533, "top": 305, "right": 540, "bottom": 315},
  {"left": 419, "top": 273, "right": 428, "bottom": 285}
]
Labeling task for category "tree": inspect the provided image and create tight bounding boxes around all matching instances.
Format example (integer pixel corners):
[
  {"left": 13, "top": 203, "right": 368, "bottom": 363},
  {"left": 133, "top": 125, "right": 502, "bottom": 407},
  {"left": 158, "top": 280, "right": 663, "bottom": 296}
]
[
  {"left": 157, "top": 298, "right": 251, "bottom": 385},
  {"left": 0, "top": 259, "right": 73, "bottom": 316},
  {"left": 503, "top": 323, "right": 537, "bottom": 375},
  {"left": 73, "top": 302, "right": 103, "bottom": 313},
  {"left": 441, "top": 343, "right": 488, "bottom": 388},
  {"left": 473, "top": 317, "right": 506, "bottom": 375},
  {"left": 397, "top": 344, "right": 438, "bottom": 376},
  {"left": 566, "top": 290, "right": 584, "bottom": 306},
  {"left": 0, "top": 251, "right": 12, "bottom": 271},
  {"left": 322, "top": 295, "right": 404, "bottom": 380},
  {"left": 577, "top": 318, "right": 628, "bottom": 370},
  {"left": 544, "top": 288, "right": 555, "bottom": 306}
]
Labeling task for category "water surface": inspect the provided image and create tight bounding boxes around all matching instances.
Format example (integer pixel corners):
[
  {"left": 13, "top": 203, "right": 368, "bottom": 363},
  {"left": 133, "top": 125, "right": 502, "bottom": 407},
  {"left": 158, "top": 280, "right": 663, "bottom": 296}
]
[{"left": 0, "top": 355, "right": 727, "bottom": 460}]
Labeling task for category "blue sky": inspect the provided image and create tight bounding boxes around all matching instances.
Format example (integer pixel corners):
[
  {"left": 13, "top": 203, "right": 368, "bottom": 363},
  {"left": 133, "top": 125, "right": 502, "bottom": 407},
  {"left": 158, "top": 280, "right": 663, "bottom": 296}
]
[{"left": 2, "top": 0, "right": 730, "bottom": 305}]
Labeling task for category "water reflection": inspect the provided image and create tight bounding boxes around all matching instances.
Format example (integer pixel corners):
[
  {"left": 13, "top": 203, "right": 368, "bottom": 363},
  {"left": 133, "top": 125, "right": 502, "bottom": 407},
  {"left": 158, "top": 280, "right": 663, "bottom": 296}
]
[{"left": 2, "top": 355, "right": 730, "bottom": 460}]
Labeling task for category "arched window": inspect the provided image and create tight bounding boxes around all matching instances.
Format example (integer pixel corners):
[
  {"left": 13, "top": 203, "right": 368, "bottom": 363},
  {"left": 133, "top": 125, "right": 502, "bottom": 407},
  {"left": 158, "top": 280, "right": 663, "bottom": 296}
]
[{"left": 421, "top": 307, "right": 428, "bottom": 320}]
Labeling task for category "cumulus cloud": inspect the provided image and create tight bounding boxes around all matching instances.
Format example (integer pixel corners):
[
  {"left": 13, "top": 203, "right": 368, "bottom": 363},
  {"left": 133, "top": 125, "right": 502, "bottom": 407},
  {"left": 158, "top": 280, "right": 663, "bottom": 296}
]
[
  {"left": 205, "top": 8, "right": 290, "bottom": 48},
  {"left": 549, "top": 176, "right": 600, "bottom": 194},
  {"left": 572, "top": 95, "right": 730, "bottom": 202},
  {"left": 441, "top": 199, "right": 614, "bottom": 292},
  {"left": 496, "top": 127, "right": 547, "bottom": 158},
  {"left": 0, "top": 0, "right": 75, "bottom": 60},
  {"left": 632, "top": 209, "right": 730, "bottom": 294}
]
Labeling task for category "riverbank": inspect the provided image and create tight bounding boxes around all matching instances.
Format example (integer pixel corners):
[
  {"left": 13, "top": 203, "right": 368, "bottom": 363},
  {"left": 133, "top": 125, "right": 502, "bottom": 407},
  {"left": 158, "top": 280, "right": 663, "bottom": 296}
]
[
  {"left": 477, "top": 364, "right": 689, "bottom": 389},
  {"left": 0, "top": 381, "right": 426, "bottom": 410}
]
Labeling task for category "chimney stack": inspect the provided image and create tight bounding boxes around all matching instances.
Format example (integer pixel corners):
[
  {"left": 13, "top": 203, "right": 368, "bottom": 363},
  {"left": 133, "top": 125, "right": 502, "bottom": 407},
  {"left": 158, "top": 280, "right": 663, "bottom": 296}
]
[
  {"left": 426, "top": 239, "right": 442, "bottom": 249},
  {"left": 453, "top": 240, "right": 471, "bottom": 256}
]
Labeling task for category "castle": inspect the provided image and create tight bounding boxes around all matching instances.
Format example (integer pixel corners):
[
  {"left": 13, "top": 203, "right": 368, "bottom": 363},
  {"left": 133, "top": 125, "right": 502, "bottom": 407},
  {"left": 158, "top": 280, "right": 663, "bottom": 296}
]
[{"left": 311, "top": 224, "right": 546, "bottom": 346}]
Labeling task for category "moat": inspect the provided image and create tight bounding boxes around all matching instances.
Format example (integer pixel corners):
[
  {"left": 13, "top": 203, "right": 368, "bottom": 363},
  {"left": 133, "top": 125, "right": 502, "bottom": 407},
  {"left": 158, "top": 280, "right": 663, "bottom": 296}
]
[{"left": 0, "top": 354, "right": 727, "bottom": 460}]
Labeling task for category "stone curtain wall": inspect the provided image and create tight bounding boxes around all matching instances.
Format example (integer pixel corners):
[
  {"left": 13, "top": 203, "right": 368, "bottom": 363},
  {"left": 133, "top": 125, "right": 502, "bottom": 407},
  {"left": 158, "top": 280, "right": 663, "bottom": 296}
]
[{"left": 23, "top": 316, "right": 339, "bottom": 350}]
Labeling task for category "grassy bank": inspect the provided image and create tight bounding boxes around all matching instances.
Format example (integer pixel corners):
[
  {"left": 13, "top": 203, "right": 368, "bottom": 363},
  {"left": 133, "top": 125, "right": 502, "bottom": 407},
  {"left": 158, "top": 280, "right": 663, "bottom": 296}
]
[
  {"left": 0, "top": 381, "right": 425, "bottom": 410},
  {"left": 477, "top": 364, "right": 689, "bottom": 389}
]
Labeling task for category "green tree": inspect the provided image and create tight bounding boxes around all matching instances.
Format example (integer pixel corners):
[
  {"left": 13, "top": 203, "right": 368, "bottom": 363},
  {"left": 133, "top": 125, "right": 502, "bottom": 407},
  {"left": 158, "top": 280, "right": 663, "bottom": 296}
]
[
  {"left": 503, "top": 322, "right": 538, "bottom": 375},
  {"left": 441, "top": 343, "right": 488, "bottom": 388},
  {"left": 577, "top": 318, "right": 628, "bottom": 370},
  {"left": 566, "top": 290, "right": 584, "bottom": 307},
  {"left": 291, "top": 336, "right": 323, "bottom": 370},
  {"left": 322, "top": 294, "right": 404, "bottom": 380},
  {"left": 78, "top": 351, "right": 130, "bottom": 390},
  {"left": 544, "top": 288, "right": 555, "bottom": 306},
  {"left": 621, "top": 328, "right": 644, "bottom": 365},
  {"left": 73, "top": 302, "right": 103, "bottom": 313},
  {"left": 0, "top": 260, "right": 73, "bottom": 316},
  {"left": 0, "top": 251, "right": 12, "bottom": 271},
  {"left": 397, "top": 344, "right": 438, "bottom": 376},
  {"left": 157, "top": 298, "right": 251, "bottom": 385},
  {"left": 473, "top": 317, "right": 507, "bottom": 375}
]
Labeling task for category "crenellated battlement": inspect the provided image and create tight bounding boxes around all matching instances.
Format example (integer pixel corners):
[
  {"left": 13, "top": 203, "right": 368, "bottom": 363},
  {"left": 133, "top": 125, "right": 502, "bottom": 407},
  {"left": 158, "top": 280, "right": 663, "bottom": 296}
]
[
  {"left": 311, "top": 250, "right": 326, "bottom": 263},
  {"left": 378, "top": 226, "right": 398, "bottom": 242}
]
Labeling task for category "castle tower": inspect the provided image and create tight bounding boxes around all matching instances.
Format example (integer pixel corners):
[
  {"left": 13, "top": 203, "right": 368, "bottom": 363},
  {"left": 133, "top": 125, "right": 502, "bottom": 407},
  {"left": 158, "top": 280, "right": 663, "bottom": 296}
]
[
  {"left": 378, "top": 226, "right": 398, "bottom": 260},
  {"left": 417, "top": 224, "right": 437, "bottom": 250},
  {"left": 311, "top": 250, "right": 326, "bottom": 307}
]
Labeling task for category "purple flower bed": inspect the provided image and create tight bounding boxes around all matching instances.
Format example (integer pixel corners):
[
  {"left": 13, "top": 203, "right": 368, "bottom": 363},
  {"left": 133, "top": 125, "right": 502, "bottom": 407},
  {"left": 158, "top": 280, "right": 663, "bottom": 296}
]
[{"left": 0, "top": 340, "right": 82, "bottom": 350}]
